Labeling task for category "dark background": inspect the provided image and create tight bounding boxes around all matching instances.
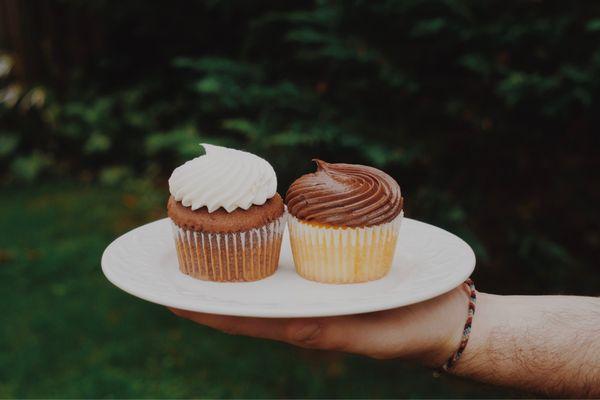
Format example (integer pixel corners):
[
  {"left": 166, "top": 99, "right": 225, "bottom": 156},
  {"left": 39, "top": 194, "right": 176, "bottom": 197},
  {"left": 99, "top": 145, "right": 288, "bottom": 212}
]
[{"left": 0, "top": 0, "right": 598, "bottom": 397}]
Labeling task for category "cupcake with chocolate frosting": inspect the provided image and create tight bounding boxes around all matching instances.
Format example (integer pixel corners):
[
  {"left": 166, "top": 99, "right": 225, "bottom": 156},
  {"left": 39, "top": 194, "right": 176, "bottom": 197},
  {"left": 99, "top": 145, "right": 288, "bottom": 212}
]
[
  {"left": 285, "top": 160, "right": 403, "bottom": 283},
  {"left": 168, "top": 144, "right": 286, "bottom": 282}
]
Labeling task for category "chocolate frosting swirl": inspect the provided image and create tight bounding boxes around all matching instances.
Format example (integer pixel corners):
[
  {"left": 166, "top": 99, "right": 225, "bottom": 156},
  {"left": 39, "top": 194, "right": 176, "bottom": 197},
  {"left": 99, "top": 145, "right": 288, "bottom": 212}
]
[{"left": 285, "top": 160, "right": 403, "bottom": 227}]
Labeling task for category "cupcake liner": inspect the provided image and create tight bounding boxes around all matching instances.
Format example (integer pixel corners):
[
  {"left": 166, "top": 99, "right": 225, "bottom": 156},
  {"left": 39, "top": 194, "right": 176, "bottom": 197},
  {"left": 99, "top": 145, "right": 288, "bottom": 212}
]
[
  {"left": 171, "top": 213, "right": 287, "bottom": 282},
  {"left": 288, "top": 212, "right": 403, "bottom": 284}
]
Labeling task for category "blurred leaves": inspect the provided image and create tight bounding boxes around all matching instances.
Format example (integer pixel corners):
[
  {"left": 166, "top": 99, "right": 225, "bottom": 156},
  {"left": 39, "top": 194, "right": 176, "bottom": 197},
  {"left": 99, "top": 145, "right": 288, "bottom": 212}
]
[
  {"left": 585, "top": 18, "right": 600, "bottom": 32},
  {"left": 458, "top": 54, "right": 492, "bottom": 77},
  {"left": 4, "top": 0, "right": 597, "bottom": 183},
  {"left": 145, "top": 126, "right": 201, "bottom": 159},
  {"left": 0, "top": 133, "right": 19, "bottom": 158},
  {"left": 0, "top": 54, "right": 14, "bottom": 78},
  {"left": 98, "top": 166, "right": 132, "bottom": 186},
  {"left": 84, "top": 133, "right": 111, "bottom": 154},
  {"left": 10, "top": 152, "right": 51, "bottom": 182},
  {"left": 173, "top": 57, "right": 261, "bottom": 79},
  {"left": 410, "top": 18, "right": 447, "bottom": 36}
]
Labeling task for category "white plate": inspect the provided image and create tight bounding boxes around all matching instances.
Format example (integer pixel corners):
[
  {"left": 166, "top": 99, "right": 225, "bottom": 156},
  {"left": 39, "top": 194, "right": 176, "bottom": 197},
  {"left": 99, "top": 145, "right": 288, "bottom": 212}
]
[{"left": 101, "top": 218, "right": 475, "bottom": 318}]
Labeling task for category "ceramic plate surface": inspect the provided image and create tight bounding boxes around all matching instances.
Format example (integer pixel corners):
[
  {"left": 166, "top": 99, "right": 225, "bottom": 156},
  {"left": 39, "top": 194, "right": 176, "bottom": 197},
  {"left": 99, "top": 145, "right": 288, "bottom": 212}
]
[{"left": 101, "top": 218, "right": 475, "bottom": 317}]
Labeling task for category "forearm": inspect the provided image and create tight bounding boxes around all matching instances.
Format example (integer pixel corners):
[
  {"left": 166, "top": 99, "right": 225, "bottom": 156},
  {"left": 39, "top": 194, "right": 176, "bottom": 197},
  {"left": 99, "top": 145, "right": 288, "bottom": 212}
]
[{"left": 448, "top": 293, "right": 600, "bottom": 397}]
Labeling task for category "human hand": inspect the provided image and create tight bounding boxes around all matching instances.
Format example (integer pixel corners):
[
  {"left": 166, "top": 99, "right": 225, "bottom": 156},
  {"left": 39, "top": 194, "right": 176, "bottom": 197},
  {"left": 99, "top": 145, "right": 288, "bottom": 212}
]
[{"left": 170, "top": 284, "right": 471, "bottom": 367}]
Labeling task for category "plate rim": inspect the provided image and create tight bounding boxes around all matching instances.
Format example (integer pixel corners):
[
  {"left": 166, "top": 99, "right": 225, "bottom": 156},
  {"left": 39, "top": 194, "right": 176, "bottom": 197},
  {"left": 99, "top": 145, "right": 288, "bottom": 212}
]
[{"left": 101, "top": 217, "right": 475, "bottom": 318}]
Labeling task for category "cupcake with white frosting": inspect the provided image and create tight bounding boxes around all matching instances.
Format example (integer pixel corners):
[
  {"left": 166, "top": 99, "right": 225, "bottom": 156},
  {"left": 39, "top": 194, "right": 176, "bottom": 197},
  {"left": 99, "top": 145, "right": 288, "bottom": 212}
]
[{"left": 167, "top": 144, "right": 286, "bottom": 282}]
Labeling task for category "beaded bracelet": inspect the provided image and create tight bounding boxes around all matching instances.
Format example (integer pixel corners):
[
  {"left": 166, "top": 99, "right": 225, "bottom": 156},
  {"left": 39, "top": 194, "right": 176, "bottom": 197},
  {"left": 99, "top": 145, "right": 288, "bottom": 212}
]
[{"left": 435, "top": 278, "right": 477, "bottom": 375}]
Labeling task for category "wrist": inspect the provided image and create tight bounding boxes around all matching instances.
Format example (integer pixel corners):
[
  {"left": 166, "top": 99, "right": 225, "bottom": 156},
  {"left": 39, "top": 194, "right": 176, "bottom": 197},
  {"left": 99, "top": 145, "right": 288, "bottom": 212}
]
[
  {"left": 449, "top": 292, "right": 499, "bottom": 376},
  {"left": 419, "top": 284, "right": 474, "bottom": 368}
]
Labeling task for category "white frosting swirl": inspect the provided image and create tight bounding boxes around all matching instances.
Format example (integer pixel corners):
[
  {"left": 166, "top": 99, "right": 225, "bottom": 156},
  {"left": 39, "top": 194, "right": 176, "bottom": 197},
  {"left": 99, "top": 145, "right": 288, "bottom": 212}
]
[{"left": 168, "top": 144, "right": 277, "bottom": 213}]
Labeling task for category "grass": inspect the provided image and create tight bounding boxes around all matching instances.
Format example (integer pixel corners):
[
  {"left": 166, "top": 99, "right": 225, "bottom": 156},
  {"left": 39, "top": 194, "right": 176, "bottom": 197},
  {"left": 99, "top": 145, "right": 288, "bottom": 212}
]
[{"left": 0, "top": 183, "right": 517, "bottom": 398}]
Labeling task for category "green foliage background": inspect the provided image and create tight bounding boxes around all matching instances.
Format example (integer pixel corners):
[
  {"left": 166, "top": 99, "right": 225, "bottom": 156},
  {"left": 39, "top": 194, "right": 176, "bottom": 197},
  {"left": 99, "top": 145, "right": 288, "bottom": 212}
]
[{"left": 0, "top": 0, "right": 598, "bottom": 397}]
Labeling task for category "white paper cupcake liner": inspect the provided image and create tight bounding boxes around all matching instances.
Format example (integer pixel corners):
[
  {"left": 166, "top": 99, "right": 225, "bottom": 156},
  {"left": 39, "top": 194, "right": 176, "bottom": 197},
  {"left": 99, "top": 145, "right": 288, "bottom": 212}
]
[
  {"left": 288, "top": 212, "right": 403, "bottom": 283},
  {"left": 171, "top": 213, "right": 287, "bottom": 282}
]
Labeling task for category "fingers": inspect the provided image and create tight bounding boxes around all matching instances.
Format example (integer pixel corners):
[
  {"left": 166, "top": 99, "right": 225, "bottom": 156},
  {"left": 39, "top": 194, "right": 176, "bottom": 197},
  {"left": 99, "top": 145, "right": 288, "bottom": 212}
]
[
  {"left": 168, "top": 308, "right": 348, "bottom": 350},
  {"left": 169, "top": 308, "right": 287, "bottom": 341},
  {"left": 168, "top": 307, "right": 389, "bottom": 355}
]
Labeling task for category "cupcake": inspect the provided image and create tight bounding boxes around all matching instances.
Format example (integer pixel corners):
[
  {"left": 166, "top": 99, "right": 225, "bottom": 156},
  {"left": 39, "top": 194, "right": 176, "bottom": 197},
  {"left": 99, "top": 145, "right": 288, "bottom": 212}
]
[
  {"left": 167, "top": 144, "right": 286, "bottom": 282},
  {"left": 285, "top": 160, "right": 403, "bottom": 283}
]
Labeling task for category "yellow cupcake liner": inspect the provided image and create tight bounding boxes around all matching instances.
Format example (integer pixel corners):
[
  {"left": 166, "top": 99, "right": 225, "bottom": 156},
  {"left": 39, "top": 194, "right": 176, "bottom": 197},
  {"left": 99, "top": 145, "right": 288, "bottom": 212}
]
[
  {"left": 171, "top": 213, "right": 287, "bottom": 282},
  {"left": 288, "top": 212, "right": 403, "bottom": 284}
]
